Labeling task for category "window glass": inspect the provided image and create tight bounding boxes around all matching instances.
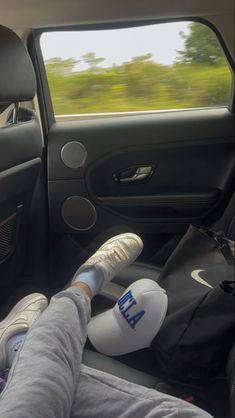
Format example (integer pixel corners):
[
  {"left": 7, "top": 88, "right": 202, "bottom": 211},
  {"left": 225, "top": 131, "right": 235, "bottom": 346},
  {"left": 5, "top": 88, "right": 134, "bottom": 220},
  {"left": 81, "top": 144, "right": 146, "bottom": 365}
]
[{"left": 40, "top": 22, "right": 232, "bottom": 120}]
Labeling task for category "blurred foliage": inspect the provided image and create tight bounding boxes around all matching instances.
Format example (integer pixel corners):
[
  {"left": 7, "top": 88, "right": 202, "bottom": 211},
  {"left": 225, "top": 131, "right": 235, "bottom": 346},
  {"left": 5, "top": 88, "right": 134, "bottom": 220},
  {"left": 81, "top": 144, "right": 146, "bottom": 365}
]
[
  {"left": 44, "top": 22, "right": 232, "bottom": 115},
  {"left": 177, "top": 22, "right": 226, "bottom": 66}
]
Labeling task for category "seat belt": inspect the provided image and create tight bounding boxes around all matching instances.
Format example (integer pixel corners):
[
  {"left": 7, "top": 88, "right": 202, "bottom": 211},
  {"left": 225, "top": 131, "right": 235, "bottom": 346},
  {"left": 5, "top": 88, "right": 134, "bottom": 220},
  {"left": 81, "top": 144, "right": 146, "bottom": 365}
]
[
  {"left": 207, "top": 193, "right": 234, "bottom": 260},
  {"left": 213, "top": 193, "right": 234, "bottom": 239}
]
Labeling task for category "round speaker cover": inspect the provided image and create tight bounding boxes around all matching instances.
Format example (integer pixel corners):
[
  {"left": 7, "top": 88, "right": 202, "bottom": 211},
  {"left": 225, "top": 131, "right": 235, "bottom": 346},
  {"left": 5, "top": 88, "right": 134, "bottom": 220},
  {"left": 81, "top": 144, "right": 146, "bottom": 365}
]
[
  {"left": 62, "top": 196, "right": 96, "bottom": 231},
  {"left": 61, "top": 141, "right": 87, "bottom": 168}
]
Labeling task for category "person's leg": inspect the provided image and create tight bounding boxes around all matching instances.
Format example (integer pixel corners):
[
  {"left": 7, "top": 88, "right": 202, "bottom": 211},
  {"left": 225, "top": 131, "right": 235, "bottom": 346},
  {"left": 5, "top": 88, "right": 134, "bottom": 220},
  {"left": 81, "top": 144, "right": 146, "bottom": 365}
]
[
  {"left": 71, "top": 365, "right": 212, "bottom": 418},
  {"left": 0, "top": 292, "right": 48, "bottom": 395},
  {"left": 0, "top": 286, "right": 91, "bottom": 418},
  {"left": 0, "top": 233, "right": 143, "bottom": 418}
]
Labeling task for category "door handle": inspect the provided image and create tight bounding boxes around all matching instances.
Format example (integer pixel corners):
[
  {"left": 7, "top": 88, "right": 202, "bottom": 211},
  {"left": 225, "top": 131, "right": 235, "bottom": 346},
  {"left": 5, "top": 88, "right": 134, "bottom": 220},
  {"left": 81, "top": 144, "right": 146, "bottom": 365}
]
[{"left": 114, "top": 166, "right": 154, "bottom": 183}]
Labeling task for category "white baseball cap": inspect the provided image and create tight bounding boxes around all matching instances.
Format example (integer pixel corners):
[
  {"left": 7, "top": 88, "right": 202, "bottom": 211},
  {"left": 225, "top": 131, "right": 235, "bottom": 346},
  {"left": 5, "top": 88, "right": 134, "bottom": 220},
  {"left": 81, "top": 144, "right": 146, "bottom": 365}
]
[{"left": 87, "top": 278, "right": 168, "bottom": 356}]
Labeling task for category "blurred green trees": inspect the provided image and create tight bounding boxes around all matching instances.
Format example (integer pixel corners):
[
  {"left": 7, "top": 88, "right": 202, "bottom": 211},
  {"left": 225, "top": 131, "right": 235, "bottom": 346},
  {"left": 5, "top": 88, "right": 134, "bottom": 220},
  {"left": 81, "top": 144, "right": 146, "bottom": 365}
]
[
  {"left": 177, "top": 22, "right": 225, "bottom": 65},
  {"left": 45, "top": 22, "right": 232, "bottom": 116}
]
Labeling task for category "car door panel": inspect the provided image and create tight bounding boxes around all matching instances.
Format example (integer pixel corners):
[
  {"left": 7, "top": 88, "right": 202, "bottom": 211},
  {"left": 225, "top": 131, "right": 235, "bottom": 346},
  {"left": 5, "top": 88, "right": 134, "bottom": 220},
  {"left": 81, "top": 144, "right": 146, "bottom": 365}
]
[{"left": 47, "top": 108, "right": 234, "bottom": 244}]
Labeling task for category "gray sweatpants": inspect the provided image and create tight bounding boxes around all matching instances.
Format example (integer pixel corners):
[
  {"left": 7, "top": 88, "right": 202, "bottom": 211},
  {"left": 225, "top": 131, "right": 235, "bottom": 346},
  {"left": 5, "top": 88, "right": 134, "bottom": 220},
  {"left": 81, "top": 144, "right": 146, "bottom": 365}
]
[{"left": 0, "top": 287, "right": 212, "bottom": 418}]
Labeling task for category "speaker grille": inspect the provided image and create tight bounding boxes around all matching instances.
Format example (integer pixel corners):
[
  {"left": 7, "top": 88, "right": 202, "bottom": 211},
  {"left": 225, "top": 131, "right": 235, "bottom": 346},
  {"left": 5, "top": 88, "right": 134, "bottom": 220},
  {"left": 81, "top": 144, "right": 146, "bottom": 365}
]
[
  {"left": 61, "top": 141, "right": 87, "bottom": 168},
  {"left": 62, "top": 196, "right": 96, "bottom": 231},
  {"left": 0, "top": 213, "right": 17, "bottom": 263}
]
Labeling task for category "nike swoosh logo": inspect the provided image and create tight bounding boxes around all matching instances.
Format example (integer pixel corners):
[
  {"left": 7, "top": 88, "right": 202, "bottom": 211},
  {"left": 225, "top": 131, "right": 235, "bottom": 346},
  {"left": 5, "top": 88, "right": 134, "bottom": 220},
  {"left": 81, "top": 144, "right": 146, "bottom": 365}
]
[{"left": 190, "top": 269, "right": 213, "bottom": 289}]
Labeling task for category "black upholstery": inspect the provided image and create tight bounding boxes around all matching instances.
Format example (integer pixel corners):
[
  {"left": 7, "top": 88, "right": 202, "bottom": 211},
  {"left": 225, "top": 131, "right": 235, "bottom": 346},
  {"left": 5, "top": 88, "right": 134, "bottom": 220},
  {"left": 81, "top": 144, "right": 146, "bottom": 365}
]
[
  {"left": 0, "top": 110, "right": 41, "bottom": 175},
  {"left": 0, "top": 26, "right": 42, "bottom": 284},
  {"left": 83, "top": 349, "right": 159, "bottom": 388},
  {"left": 113, "top": 261, "right": 162, "bottom": 288},
  {"left": 226, "top": 343, "right": 235, "bottom": 418},
  {"left": 0, "top": 26, "right": 36, "bottom": 102},
  {"left": 83, "top": 349, "right": 210, "bottom": 413},
  {"left": 84, "top": 341, "right": 234, "bottom": 417}
]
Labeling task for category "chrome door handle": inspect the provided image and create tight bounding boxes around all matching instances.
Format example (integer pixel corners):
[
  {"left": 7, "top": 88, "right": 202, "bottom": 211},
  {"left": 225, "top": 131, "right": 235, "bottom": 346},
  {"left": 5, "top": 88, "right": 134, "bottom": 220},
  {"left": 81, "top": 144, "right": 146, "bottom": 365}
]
[{"left": 114, "top": 166, "right": 154, "bottom": 183}]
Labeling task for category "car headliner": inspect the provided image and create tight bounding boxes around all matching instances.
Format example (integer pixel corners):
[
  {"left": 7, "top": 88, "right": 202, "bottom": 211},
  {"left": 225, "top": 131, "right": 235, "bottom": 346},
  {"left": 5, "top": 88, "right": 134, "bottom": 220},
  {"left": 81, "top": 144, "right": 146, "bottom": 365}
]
[{"left": 0, "top": 0, "right": 234, "bottom": 60}]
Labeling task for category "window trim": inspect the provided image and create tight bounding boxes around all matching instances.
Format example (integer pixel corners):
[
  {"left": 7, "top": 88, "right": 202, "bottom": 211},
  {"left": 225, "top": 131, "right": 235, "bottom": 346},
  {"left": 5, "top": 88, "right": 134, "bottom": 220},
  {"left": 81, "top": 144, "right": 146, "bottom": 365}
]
[{"left": 28, "top": 16, "right": 235, "bottom": 133}]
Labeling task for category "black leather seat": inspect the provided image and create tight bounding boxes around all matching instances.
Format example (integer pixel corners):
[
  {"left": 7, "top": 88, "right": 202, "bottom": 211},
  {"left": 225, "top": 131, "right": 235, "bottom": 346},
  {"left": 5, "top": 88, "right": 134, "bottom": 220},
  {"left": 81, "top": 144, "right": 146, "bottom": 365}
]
[
  {"left": 0, "top": 26, "right": 42, "bottom": 285},
  {"left": 83, "top": 345, "right": 234, "bottom": 417},
  {"left": 226, "top": 343, "right": 235, "bottom": 418},
  {"left": 86, "top": 238, "right": 234, "bottom": 417},
  {"left": 113, "top": 261, "right": 162, "bottom": 288},
  {"left": 95, "top": 261, "right": 162, "bottom": 305}
]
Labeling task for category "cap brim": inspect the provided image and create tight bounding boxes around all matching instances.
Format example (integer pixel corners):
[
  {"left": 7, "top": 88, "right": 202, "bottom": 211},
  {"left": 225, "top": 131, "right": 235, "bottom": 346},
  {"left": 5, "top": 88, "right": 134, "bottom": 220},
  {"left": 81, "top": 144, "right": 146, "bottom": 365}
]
[
  {"left": 87, "top": 308, "right": 147, "bottom": 356},
  {"left": 88, "top": 280, "right": 168, "bottom": 357}
]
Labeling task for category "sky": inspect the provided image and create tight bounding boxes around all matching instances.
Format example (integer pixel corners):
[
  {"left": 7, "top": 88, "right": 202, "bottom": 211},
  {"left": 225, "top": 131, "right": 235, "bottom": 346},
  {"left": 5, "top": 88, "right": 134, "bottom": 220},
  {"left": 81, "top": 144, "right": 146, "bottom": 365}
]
[{"left": 40, "top": 21, "right": 190, "bottom": 70}]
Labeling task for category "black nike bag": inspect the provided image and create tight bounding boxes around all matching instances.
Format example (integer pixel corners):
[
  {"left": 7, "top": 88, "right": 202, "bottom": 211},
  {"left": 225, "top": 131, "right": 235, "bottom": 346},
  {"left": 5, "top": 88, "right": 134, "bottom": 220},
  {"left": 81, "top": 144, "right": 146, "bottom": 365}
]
[{"left": 152, "top": 224, "right": 235, "bottom": 383}]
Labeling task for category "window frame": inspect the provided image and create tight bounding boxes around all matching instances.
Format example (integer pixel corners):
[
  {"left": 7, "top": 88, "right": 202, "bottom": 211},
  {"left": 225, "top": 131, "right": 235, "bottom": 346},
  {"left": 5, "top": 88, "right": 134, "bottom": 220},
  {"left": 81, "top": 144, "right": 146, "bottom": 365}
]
[{"left": 28, "top": 17, "right": 235, "bottom": 133}]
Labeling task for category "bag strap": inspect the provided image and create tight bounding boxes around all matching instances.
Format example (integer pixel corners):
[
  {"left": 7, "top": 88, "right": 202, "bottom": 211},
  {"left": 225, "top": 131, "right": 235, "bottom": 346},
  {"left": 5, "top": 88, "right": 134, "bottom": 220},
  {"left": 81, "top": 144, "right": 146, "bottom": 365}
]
[
  {"left": 198, "top": 226, "right": 234, "bottom": 267},
  {"left": 218, "top": 238, "right": 235, "bottom": 267},
  {"left": 220, "top": 281, "right": 235, "bottom": 295},
  {"left": 214, "top": 194, "right": 235, "bottom": 237}
]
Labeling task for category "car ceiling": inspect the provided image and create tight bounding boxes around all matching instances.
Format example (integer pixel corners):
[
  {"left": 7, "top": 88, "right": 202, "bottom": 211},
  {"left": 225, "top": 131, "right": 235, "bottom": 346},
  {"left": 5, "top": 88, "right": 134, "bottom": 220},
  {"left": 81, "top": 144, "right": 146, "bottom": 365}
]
[{"left": 0, "top": 0, "right": 234, "bottom": 59}]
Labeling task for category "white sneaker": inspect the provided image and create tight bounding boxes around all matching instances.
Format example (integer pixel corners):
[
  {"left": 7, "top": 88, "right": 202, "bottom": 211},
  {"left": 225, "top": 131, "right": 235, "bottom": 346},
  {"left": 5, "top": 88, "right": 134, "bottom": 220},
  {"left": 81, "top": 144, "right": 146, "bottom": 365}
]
[
  {"left": 0, "top": 293, "right": 48, "bottom": 370},
  {"left": 73, "top": 233, "right": 143, "bottom": 290}
]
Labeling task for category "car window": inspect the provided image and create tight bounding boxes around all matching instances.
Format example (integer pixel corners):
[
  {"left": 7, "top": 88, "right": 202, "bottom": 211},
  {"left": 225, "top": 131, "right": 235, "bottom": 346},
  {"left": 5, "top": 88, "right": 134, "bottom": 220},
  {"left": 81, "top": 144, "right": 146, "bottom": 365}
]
[{"left": 40, "top": 21, "right": 233, "bottom": 121}]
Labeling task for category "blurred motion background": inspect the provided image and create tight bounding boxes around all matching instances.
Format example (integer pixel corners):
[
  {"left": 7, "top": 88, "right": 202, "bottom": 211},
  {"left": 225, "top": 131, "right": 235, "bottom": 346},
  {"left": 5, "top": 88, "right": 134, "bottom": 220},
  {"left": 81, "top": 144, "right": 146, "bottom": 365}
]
[{"left": 41, "top": 22, "right": 232, "bottom": 118}]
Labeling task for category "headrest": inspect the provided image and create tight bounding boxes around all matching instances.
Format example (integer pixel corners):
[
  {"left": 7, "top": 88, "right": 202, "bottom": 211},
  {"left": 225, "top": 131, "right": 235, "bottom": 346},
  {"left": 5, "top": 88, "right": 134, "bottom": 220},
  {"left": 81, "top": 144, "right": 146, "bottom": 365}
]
[{"left": 0, "top": 26, "right": 36, "bottom": 103}]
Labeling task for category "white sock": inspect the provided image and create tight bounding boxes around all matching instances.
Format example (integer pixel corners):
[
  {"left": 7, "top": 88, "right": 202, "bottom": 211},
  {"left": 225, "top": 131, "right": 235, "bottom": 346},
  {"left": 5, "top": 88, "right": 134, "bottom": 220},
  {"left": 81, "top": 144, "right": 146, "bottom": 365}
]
[
  {"left": 73, "top": 268, "right": 104, "bottom": 296},
  {"left": 6, "top": 332, "right": 26, "bottom": 367}
]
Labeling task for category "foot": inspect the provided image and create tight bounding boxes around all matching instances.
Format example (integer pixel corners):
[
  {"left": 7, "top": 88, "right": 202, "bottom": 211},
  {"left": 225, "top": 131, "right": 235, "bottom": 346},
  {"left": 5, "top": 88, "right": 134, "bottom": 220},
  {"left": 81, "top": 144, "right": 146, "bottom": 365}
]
[
  {"left": 0, "top": 293, "right": 48, "bottom": 370},
  {"left": 72, "top": 233, "right": 143, "bottom": 295}
]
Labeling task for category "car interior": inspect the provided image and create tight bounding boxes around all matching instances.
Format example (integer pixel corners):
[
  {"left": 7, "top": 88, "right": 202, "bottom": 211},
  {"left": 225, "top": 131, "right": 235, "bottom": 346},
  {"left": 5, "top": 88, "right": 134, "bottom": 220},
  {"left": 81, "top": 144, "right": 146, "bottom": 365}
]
[{"left": 0, "top": 1, "right": 234, "bottom": 417}]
